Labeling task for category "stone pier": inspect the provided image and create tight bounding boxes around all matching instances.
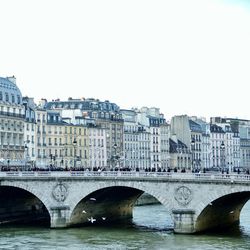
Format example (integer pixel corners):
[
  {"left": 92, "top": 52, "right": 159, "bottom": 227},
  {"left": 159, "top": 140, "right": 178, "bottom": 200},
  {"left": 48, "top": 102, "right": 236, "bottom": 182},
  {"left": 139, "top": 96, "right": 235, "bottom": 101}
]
[{"left": 172, "top": 209, "right": 196, "bottom": 234}]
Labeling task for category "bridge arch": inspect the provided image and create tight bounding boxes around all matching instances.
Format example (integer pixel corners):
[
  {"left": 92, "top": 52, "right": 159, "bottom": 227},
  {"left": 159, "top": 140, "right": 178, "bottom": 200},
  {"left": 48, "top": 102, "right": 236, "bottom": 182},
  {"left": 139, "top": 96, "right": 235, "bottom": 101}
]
[
  {"left": 0, "top": 182, "right": 52, "bottom": 225},
  {"left": 68, "top": 181, "right": 172, "bottom": 227},
  {"left": 195, "top": 186, "right": 250, "bottom": 233}
]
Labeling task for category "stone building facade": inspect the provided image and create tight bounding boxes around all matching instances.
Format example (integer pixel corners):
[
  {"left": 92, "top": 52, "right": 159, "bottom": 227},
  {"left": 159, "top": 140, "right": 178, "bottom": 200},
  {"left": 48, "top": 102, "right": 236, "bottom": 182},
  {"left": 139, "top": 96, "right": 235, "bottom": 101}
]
[
  {"left": 0, "top": 76, "right": 25, "bottom": 168},
  {"left": 45, "top": 98, "right": 123, "bottom": 169}
]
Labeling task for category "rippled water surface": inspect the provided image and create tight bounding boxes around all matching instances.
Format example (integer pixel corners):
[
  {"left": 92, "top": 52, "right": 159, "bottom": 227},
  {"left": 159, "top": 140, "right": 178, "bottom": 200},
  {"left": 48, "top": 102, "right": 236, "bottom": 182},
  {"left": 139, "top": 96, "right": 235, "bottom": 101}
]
[{"left": 1, "top": 202, "right": 250, "bottom": 249}]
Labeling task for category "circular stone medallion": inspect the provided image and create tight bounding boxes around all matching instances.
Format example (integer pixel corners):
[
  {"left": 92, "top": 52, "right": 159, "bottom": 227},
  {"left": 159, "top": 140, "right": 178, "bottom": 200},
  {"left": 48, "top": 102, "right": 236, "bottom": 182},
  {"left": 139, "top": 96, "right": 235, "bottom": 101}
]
[
  {"left": 174, "top": 186, "right": 192, "bottom": 206},
  {"left": 52, "top": 183, "right": 68, "bottom": 202}
]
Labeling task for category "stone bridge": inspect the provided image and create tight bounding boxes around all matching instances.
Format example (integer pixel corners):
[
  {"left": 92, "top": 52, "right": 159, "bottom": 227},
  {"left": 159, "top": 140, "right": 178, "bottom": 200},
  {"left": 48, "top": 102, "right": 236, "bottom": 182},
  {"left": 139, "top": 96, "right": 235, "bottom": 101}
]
[{"left": 1, "top": 171, "right": 250, "bottom": 234}]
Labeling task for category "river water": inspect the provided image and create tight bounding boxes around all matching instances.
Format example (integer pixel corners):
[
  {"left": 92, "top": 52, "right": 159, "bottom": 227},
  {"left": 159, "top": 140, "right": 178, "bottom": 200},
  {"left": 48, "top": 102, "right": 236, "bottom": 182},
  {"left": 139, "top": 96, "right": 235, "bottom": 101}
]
[{"left": 1, "top": 202, "right": 250, "bottom": 250}]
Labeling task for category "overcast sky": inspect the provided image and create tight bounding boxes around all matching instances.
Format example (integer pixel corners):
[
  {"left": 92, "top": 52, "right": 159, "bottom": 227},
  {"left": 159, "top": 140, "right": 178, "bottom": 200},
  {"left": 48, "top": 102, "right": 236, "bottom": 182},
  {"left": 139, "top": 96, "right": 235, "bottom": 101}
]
[{"left": 1, "top": 0, "right": 250, "bottom": 121}]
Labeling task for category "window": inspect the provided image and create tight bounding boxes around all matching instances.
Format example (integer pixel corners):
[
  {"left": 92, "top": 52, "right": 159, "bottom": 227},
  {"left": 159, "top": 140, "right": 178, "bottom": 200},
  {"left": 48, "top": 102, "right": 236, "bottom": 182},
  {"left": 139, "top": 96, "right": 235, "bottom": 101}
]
[
  {"left": 5, "top": 93, "right": 9, "bottom": 102},
  {"left": 0, "top": 91, "right": 2, "bottom": 101}
]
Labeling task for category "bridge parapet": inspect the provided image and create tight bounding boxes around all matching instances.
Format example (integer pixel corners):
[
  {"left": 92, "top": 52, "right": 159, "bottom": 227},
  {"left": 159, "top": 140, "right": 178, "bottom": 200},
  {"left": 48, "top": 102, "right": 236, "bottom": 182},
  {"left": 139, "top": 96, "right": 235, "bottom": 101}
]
[{"left": 1, "top": 171, "right": 250, "bottom": 183}]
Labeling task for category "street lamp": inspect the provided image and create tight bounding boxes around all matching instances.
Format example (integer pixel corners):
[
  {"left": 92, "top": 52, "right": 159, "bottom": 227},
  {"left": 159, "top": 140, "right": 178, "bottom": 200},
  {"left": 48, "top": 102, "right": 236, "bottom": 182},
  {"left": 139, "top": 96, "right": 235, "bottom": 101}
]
[
  {"left": 60, "top": 147, "right": 65, "bottom": 168},
  {"left": 6, "top": 144, "right": 10, "bottom": 170},
  {"left": 111, "top": 143, "right": 119, "bottom": 170},
  {"left": 24, "top": 144, "right": 28, "bottom": 171},
  {"left": 23, "top": 140, "right": 31, "bottom": 171},
  {"left": 220, "top": 142, "right": 225, "bottom": 171},
  {"left": 191, "top": 138, "right": 195, "bottom": 172},
  {"left": 73, "top": 138, "right": 77, "bottom": 168}
]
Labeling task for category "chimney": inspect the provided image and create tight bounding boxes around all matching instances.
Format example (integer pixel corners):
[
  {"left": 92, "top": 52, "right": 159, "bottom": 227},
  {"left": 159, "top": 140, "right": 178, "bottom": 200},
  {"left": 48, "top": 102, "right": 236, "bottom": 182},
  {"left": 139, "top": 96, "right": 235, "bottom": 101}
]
[{"left": 7, "top": 75, "right": 16, "bottom": 85}]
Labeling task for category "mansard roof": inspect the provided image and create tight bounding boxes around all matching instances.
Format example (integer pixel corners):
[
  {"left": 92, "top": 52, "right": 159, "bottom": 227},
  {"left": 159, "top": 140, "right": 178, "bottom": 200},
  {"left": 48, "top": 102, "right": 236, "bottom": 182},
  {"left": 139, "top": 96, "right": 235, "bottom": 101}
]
[
  {"left": 169, "top": 138, "right": 188, "bottom": 153},
  {"left": 210, "top": 124, "right": 225, "bottom": 133},
  {"left": 0, "top": 76, "right": 22, "bottom": 105},
  {"left": 46, "top": 98, "right": 120, "bottom": 113},
  {"left": 189, "top": 120, "right": 202, "bottom": 133}
]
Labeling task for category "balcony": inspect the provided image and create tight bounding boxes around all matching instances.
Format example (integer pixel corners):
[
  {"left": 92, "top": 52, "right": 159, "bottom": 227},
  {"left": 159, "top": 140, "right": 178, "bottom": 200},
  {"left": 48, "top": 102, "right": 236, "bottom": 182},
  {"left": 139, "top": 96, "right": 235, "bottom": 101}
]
[{"left": 0, "top": 111, "right": 25, "bottom": 119}]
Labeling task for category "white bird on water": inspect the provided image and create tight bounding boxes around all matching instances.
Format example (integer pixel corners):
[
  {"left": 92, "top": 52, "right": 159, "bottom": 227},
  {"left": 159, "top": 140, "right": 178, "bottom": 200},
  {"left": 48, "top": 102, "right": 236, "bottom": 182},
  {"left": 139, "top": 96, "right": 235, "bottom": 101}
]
[
  {"left": 90, "top": 197, "right": 96, "bottom": 201},
  {"left": 88, "top": 217, "right": 96, "bottom": 223},
  {"left": 102, "top": 217, "right": 106, "bottom": 221},
  {"left": 82, "top": 210, "right": 87, "bottom": 214}
]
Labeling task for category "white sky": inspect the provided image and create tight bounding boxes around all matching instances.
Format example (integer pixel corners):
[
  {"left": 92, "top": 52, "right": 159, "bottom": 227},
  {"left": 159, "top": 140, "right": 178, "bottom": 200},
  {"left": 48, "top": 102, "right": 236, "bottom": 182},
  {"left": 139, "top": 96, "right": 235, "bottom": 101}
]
[{"left": 1, "top": 0, "right": 250, "bottom": 121}]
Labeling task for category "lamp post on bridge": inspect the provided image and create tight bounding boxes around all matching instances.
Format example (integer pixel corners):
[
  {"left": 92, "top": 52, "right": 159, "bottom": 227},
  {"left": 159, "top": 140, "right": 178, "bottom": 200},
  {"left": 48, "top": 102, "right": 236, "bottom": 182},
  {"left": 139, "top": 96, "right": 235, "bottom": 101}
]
[
  {"left": 24, "top": 144, "right": 28, "bottom": 171},
  {"left": 24, "top": 140, "right": 30, "bottom": 171},
  {"left": 60, "top": 147, "right": 65, "bottom": 169},
  {"left": 191, "top": 138, "right": 195, "bottom": 172},
  {"left": 111, "top": 143, "right": 120, "bottom": 170},
  {"left": 73, "top": 138, "right": 77, "bottom": 169},
  {"left": 6, "top": 144, "right": 10, "bottom": 170},
  {"left": 220, "top": 142, "right": 225, "bottom": 172}
]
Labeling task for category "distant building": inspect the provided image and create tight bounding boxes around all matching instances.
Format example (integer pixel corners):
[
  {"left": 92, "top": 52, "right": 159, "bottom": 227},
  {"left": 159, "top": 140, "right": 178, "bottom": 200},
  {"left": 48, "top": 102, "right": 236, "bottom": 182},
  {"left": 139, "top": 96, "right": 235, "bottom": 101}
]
[
  {"left": 210, "top": 117, "right": 241, "bottom": 171},
  {"left": 0, "top": 76, "right": 25, "bottom": 168},
  {"left": 88, "top": 124, "right": 107, "bottom": 170},
  {"left": 169, "top": 135, "right": 191, "bottom": 170},
  {"left": 190, "top": 117, "right": 211, "bottom": 170},
  {"left": 45, "top": 98, "right": 123, "bottom": 169},
  {"left": 135, "top": 107, "right": 170, "bottom": 170},
  {"left": 23, "top": 97, "right": 37, "bottom": 167},
  {"left": 121, "top": 109, "right": 151, "bottom": 170},
  {"left": 35, "top": 107, "right": 47, "bottom": 167},
  {"left": 171, "top": 115, "right": 203, "bottom": 170},
  {"left": 210, "top": 124, "right": 225, "bottom": 169}
]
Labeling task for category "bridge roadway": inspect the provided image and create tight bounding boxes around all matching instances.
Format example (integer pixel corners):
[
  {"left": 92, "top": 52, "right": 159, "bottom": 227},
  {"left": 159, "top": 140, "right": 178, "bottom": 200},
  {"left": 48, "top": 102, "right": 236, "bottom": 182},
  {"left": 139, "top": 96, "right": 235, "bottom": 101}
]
[{"left": 1, "top": 171, "right": 250, "bottom": 234}]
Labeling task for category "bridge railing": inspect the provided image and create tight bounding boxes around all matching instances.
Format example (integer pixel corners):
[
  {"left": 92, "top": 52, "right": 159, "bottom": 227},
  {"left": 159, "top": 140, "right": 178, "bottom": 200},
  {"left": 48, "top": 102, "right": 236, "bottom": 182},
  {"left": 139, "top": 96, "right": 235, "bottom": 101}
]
[
  {"left": 1, "top": 171, "right": 250, "bottom": 182},
  {"left": 193, "top": 173, "right": 250, "bottom": 181}
]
